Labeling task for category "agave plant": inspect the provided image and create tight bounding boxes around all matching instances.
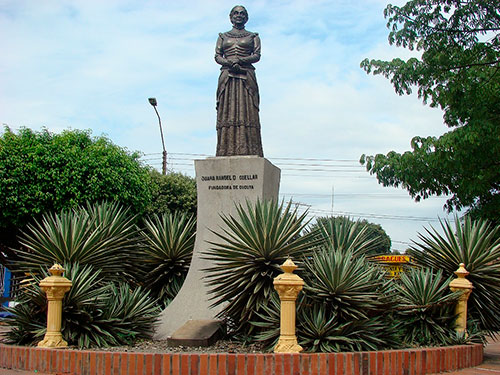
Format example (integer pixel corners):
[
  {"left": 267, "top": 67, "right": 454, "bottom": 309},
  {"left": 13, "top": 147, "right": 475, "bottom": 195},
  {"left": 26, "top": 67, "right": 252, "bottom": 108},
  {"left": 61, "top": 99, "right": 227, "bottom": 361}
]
[
  {"left": 255, "top": 299, "right": 398, "bottom": 353},
  {"left": 140, "top": 212, "right": 196, "bottom": 307},
  {"left": 3, "top": 263, "right": 107, "bottom": 346},
  {"left": 94, "top": 282, "right": 161, "bottom": 346},
  {"left": 447, "top": 320, "right": 486, "bottom": 345},
  {"left": 203, "top": 199, "right": 318, "bottom": 339},
  {"left": 2, "top": 270, "right": 47, "bottom": 345},
  {"left": 299, "top": 305, "right": 396, "bottom": 352},
  {"left": 312, "top": 216, "right": 384, "bottom": 257},
  {"left": 59, "top": 263, "right": 117, "bottom": 348},
  {"left": 394, "top": 268, "right": 457, "bottom": 346},
  {"left": 252, "top": 292, "right": 282, "bottom": 348},
  {"left": 408, "top": 216, "right": 500, "bottom": 334},
  {"left": 14, "top": 201, "right": 140, "bottom": 282},
  {"left": 63, "top": 280, "right": 160, "bottom": 348},
  {"left": 3, "top": 263, "right": 160, "bottom": 348},
  {"left": 302, "top": 248, "right": 389, "bottom": 321},
  {"left": 253, "top": 249, "right": 399, "bottom": 352}
]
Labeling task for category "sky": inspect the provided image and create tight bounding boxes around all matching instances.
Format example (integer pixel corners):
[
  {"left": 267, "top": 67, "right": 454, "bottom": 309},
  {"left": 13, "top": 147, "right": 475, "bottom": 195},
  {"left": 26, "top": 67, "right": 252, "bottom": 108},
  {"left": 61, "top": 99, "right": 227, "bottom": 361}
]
[{"left": 0, "top": 0, "right": 457, "bottom": 251}]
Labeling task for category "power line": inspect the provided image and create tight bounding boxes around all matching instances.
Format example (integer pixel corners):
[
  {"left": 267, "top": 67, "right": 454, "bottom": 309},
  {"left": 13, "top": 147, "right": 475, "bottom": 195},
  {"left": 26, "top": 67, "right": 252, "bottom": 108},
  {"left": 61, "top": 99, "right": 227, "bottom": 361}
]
[
  {"left": 272, "top": 157, "right": 358, "bottom": 162},
  {"left": 392, "top": 240, "right": 412, "bottom": 245},
  {"left": 142, "top": 156, "right": 366, "bottom": 169},
  {"left": 281, "top": 174, "right": 373, "bottom": 179},
  {"left": 165, "top": 159, "right": 365, "bottom": 169},
  {"left": 142, "top": 152, "right": 360, "bottom": 163},
  {"left": 277, "top": 167, "right": 367, "bottom": 172},
  {"left": 280, "top": 192, "right": 447, "bottom": 200},
  {"left": 146, "top": 162, "right": 371, "bottom": 176},
  {"left": 303, "top": 206, "right": 446, "bottom": 222},
  {"left": 282, "top": 193, "right": 405, "bottom": 198}
]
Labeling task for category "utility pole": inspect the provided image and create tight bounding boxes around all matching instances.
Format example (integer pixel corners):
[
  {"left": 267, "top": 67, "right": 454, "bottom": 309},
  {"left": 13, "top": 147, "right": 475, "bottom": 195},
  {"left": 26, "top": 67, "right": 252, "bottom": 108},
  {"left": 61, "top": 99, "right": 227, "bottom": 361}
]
[{"left": 148, "top": 97, "right": 167, "bottom": 175}]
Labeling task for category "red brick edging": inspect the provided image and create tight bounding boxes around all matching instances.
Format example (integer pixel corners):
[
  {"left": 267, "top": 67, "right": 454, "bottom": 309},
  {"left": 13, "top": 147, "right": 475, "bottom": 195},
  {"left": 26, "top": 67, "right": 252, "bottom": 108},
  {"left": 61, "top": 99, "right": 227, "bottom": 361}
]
[{"left": 0, "top": 343, "right": 483, "bottom": 375}]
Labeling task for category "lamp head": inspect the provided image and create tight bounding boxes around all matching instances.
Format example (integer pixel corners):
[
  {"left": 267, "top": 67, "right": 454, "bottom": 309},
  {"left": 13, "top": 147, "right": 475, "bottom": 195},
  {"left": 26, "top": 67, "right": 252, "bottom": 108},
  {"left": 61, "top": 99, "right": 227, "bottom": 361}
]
[{"left": 148, "top": 97, "right": 157, "bottom": 106}]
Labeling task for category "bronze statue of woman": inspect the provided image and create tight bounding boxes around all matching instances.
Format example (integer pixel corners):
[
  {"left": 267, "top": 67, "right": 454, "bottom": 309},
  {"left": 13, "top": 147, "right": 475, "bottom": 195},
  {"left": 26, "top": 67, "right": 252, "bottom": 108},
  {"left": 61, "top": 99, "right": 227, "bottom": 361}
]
[{"left": 215, "top": 5, "right": 264, "bottom": 157}]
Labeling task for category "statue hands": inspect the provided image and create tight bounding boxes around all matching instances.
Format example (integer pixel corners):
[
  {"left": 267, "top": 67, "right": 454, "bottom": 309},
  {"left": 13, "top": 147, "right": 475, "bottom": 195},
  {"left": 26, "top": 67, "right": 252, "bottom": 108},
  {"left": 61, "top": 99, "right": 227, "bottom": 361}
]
[
  {"left": 228, "top": 58, "right": 243, "bottom": 73},
  {"left": 231, "top": 63, "right": 243, "bottom": 72}
]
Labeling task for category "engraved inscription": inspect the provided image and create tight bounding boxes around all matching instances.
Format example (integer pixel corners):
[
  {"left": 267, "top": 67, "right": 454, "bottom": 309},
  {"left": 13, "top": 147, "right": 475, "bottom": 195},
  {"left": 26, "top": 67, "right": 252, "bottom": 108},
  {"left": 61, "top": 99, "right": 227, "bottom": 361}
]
[
  {"left": 239, "top": 174, "right": 257, "bottom": 181},
  {"left": 201, "top": 173, "right": 258, "bottom": 191},
  {"left": 201, "top": 175, "right": 236, "bottom": 181},
  {"left": 208, "top": 185, "right": 232, "bottom": 190}
]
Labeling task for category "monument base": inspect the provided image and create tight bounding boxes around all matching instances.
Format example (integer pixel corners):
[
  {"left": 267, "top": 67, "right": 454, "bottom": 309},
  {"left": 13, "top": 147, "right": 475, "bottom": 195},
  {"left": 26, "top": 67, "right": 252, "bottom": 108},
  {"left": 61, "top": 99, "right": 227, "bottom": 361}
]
[{"left": 155, "top": 156, "right": 281, "bottom": 339}]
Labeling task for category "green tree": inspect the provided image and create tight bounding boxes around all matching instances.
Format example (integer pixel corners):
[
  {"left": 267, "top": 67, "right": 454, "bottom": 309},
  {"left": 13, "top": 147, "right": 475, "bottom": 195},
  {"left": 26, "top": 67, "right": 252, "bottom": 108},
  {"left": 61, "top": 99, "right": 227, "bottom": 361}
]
[
  {"left": 360, "top": 0, "right": 500, "bottom": 223},
  {"left": 147, "top": 170, "right": 197, "bottom": 216},
  {"left": 0, "top": 127, "right": 152, "bottom": 256},
  {"left": 311, "top": 216, "right": 392, "bottom": 254}
]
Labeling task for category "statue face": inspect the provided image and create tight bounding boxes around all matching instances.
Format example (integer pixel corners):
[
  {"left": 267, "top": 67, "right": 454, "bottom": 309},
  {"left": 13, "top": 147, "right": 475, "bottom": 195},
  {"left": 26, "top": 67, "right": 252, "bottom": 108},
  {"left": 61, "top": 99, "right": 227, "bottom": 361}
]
[{"left": 230, "top": 6, "right": 248, "bottom": 26}]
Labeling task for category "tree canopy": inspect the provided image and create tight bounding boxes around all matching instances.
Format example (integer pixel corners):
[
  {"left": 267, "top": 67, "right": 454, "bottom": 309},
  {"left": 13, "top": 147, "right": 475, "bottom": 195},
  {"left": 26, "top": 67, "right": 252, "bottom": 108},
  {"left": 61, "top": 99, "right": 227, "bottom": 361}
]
[
  {"left": 360, "top": 0, "right": 500, "bottom": 223},
  {"left": 147, "top": 170, "right": 197, "bottom": 217},
  {"left": 0, "top": 127, "right": 153, "bottom": 231}
]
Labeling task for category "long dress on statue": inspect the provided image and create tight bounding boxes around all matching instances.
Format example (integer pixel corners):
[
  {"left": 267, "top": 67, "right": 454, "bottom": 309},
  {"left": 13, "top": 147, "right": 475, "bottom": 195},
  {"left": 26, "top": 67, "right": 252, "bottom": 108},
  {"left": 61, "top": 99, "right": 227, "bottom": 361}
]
[{"left": 215, "top": 28, "right": 264, "bottom": 157}]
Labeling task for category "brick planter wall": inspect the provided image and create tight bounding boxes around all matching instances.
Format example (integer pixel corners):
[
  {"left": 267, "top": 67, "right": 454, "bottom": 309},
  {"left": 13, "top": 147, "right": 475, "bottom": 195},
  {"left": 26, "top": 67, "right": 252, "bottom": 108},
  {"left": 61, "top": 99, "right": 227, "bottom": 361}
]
[{"left": 0, "top": 343, "right": 483, "bottom": 375}]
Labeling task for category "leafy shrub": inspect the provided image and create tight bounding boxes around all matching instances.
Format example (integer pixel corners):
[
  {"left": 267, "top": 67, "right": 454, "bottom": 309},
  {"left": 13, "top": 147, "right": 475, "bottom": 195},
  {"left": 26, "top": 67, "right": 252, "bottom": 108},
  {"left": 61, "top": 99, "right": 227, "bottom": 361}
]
[
  {"left": 408, "top": 216, "right": 500, "bottom": 334},
  {"left": 140, "top": 212, "right": 195, "bottom": 307},
  {"left": 147, "top": 171, "right": 197, "bottom": 216},
  {"left": 203, "top": 199, "right": 317, "bottom": 339}
]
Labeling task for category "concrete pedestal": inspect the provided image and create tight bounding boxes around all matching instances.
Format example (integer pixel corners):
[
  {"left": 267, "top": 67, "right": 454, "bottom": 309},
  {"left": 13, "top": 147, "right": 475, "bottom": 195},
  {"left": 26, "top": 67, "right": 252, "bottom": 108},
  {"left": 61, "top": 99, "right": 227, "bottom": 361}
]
[{"left": 155, "top": 156, "right": 281, "bottom": 338}]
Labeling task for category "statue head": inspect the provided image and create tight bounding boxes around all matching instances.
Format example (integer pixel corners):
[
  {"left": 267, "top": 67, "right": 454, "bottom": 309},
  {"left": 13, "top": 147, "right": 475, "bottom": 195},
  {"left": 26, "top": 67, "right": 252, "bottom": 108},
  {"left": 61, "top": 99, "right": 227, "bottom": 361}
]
[{"left": 229, "top": 5, "right": 248, "bottom": 28}]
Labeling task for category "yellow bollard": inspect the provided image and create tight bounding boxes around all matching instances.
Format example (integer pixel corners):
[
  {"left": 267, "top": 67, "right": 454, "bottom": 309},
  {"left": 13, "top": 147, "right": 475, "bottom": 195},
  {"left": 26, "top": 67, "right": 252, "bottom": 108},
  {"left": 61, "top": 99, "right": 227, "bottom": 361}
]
[
  {"left": 273, "top": 258, "right": 304, "bottom": 353},
  {"left": 449, "top": 263, "right": 473, "bottom": 335},
  {"left": 38, "top": 264, "right": 72, "bottom": 348}
]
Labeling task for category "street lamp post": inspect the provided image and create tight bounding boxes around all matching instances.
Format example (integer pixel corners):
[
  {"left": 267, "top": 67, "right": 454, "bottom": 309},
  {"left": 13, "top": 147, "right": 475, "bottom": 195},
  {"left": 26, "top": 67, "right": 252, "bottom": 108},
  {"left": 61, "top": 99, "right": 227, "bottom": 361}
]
[{"left": 148, "top": 97, "right": 167, "bottom": 175}]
